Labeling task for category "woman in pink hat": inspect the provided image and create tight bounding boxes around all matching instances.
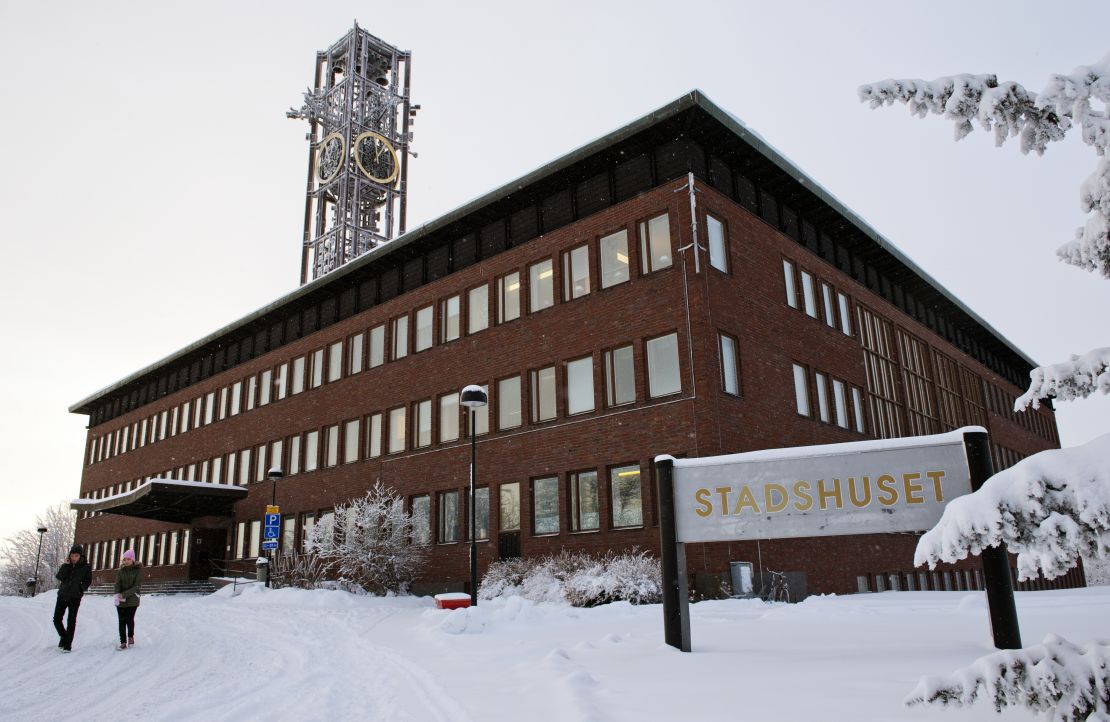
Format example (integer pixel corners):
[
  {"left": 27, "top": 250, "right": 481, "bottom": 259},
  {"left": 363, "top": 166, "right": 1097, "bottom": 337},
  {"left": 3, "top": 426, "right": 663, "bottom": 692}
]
[{"left": 113, "top": 549, "right": 142, "bottom": 650}]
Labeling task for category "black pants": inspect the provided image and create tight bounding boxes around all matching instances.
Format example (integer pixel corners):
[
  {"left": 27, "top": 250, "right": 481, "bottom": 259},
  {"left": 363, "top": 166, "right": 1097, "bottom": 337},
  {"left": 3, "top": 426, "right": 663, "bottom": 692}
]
[
  {"left": 53, "top": 597, "right": 81, "bottom": 646},
  {"left": 116, "top": 605, "right": 137, "bottom": 643}
]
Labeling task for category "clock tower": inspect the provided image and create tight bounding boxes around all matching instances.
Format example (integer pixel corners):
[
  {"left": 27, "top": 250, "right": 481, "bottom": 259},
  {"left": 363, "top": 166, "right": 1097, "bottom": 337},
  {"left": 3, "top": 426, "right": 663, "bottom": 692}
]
[{"left": 288, "top": 24, "right": 414, "bottom": 284}]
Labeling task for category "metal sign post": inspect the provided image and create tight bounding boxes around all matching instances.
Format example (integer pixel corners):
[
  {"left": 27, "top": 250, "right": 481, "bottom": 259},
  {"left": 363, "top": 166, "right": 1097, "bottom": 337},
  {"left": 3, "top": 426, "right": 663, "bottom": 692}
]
[{"left": 262, "top": 505, "right": 280, "bottom": 586}]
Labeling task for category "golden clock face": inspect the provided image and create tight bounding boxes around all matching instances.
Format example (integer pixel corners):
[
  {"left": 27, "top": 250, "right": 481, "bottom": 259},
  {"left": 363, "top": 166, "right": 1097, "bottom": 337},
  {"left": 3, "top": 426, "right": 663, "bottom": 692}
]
[
  {"left": 353, "top": 131, "right": 400, "bottom": 186},
  {"left": 316, "top": 132, "right": 345, "bottom": 184}
]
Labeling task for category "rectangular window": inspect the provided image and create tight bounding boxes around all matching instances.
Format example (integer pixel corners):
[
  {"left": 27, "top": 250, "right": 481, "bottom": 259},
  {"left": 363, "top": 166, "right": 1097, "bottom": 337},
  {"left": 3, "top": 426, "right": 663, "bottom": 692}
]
[
  {"left": 246, "top": 376, "right": 257, "bottom": 412},
  {"left": 369, "top": 324, "right": 385, "bottom": 367},
  {"left": 300, "top": 513, "right": 315, "bottom": 552},
  {"left": 204, "top": 392, "right": 215, "bottom": 425},
  {"left": 236, "top": 523, "right": 246, "bottom": 559},
  {"left": 646, "top": 333, "right": 681, "bottom": 398},
  {"left": 858, "top": 305, "right": 902, "bottom": 438},
  {"left": 411, "top": 495, "right": 430, "bottom": 545},
  {"left": 822, "top": 283, "right": 836, "bottom": 327},
  {"left": 193, "top": 397, "right": 203, "bottom": 429},
  {"left": 275, "top": 363, "right": 288, "bottom": 400},
  {"left": 392, "top": 316, "right": 409, "bottom": 360},
  {"left": 348, "top": 333, "right": 364, "bottom": 375},
  {"left": 328, "top": 341, "right": 343, "bottom": 382},
  {"left": 256, "top": 444, "right": 267, "bottom": 482},
  {"left": 530, "top": 366, "right": 556, "bottom": 422},
  {"left": 801, "top": 270, "right": 817, "bottom": 318},
  {"left": 239, "top": 448, "right": 251, "bottom": 486},
  {"left": 604, "top": 344, "right": 635, "bottom": 407},
  {"left": 783, "top": 259, "right": 798, "bottom": 309},
  {"left": 639, "top": 213, "right": 672, "bottom": 274},
  {"left": 470, "top": 487, "right": 490, "bottom": 540},
  {"left": 793, "top": 364, "right": 811, "bottom": 416},
  {"left": 498, "top": 376, "right": 522, "bottom": 429},
  {"left": 565, "top": 356, "right": 595, "bottom": 415},
  {"left": 304, "top": 431, "right": 318, "bottom": 472},
  {"left": 219, "top": 387, "right": 229, "bottom": 420},
  {"left": 282, "top": 516, "right": 295, "bottom": 554},
  {"left": 440, "top": 295, "right": 460, "bottom": 343},
  {"left": 269, "top": 440, "right": 283, "bottom": 475},
  {"left": 815, "top": 371, "right": 830, "bottom": 423},
  {"left": 529, "top": 259, "right": 554, "bottom": 313},
  {"left": 366, "top": 413, "right": 382, "bottom": 458},
  {"left": 249, "top": 521, "right": 261, "bottom": 558},
  {"left": 563, "top": 244, "right": 590, "bottom": 300},
  {"left": 719, "top": 333, "right": 740, "bottom": 396},
  {"left": 500, "top": 482, "right": 521, "bottom": 532},
  {"left": 227, "top": 451, "right": 238, "bottom": 485},
  {"left": 610, "top": 465, "right": 643, "bottom": 527},
  {"left": 344, "top": 419, "right": 359, "bottom": 463},
  {"left": 212, "top": 456, "right": 223, "bottom": 484},
  {"left": 533, "top": 476, "right": 560, "bottom": 535},
  {"left": 415, "top": 305, "right": 434, "bottom": 352},
  {"left": 325, "top": 425, "right": 339, "bottom": 468},
  {"left": 414, "top": 399, "right": 432, "bottom": 448},
  {"left": 439, "top": 393, "right": 459, "bottom": 443},
  {"left": 706, "top": 213, "right": 728, "bottom": 273},
  {"left": 311, "top": 348, "right": 325, "bottom": 388},
  {"left": 389, "top": 407, "right": 406, "bottom": 453},
  {"left": 498, "top": 272, "right": 520, "bottom": 323},
  {"left": 470, "top": 385, "right": 489, "bottom": 436},
  {"left": 468, "top": 285, "right": 489, "bottom": 334},
  {"left": 437, "top": 490, "right": 459, "bottom": 543},
  {"left": 838, "top": 293, "right": 853, "bottom": 336},
  {"left": 833, "top": 379, "right": 849, "bottom": 429},
  {"left": 292, "top": 356, "right": 306, "bottom": 395},
  {"left": 569, "top": 470, "right": 599, "bottom": 532},
  {"left": 599, "top": 229, "right": 630, "bottom": 288},
  {"left": 259, "top": 370, "right": 272, "bottom": 406},
  {"left": 288, "top": 435, "right": 301, "bottom": 476}
]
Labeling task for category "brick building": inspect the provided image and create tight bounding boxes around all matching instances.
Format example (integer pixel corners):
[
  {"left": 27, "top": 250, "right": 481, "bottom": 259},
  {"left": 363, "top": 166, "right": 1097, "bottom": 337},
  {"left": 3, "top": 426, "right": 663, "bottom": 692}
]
[{"left": 69, "top": 91, "right": 1079, "bottom": 596}]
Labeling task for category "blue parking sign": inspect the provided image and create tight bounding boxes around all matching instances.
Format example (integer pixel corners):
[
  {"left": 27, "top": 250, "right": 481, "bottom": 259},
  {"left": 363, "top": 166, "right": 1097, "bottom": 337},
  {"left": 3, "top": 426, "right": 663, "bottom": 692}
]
[{"left": 264, "top": 513, "right": 280, "bottom": 539}]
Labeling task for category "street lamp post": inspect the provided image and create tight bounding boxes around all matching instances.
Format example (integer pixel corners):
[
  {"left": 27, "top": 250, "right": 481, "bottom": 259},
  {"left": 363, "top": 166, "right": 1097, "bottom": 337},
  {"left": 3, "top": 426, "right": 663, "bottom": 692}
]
[
  {"left": 459, "top": 385, "right": 488, "bottom": 606},
  {"left": 266, "top": 468, "right": 284, "bottom": 589},
  {"left": 32, "top": 526, "right": 47, "bottom": 596}
]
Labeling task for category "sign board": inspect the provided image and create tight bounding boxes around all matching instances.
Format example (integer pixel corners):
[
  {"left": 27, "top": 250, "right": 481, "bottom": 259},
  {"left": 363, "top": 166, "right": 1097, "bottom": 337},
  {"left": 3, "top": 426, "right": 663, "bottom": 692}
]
[
  {"left": 672, "top": 431, "right": 974, "bottom": 544},
  {"left": 261, "top": 540, "right": 278, "bottom": 551},
  {"left": 263, "top": 513, "right": 281, "bottom": 540}
]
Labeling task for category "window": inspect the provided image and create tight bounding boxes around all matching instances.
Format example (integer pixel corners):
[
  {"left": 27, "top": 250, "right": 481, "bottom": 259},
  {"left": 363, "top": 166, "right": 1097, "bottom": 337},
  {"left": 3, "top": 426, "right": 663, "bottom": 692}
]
[
  {"left": 530, "top": 367, "right": 556, "bottom": 423},
  {"left": 468, "top": 285, "right": 489, "bottom": 334},
  {"left": 783, "top": 259, "right": 798, "bottom": 308},
  {"left": 793, "top": 364, "right": 811, "bottom": 416},
  {"left": 415, "top": 305, "right": 433, "bottom": 352},
  {"left": 440, "top": 295, "right": 460, "bottom": 343},
  {"left": 498, "top": 376, "right": 522, "bottom": 429},
  {"left": 851, "top": 387, "right": 865, "bottom": 433},
  {"left": 304, "top": 431, "right": 319, "bottom": 472},
  {"left": 292, "top": 356, "right": 306, "bottom": 395},
  {"left": 311, "top": 348, "right": 324, "bottom": 388},
  {"left": 838, "top": 293, "right": 853, "bottom": 336},
  {"left": 249, "top": 521, "right": 261, "bottom": 558},
  {"left": 437, "top": 490, "right": 459, "bottom": 543},
  {"left": 639, "top": 213, "right": 672, "bottom": 274},
  {"left": 282, "top": 516, "right": 295, "bottom": 554},
  {"left": 706, "top": 213, "right": 728, "bottom": 273},
  {"left": 599, "top": 229, "right": 630, "bottom": 288},
  {"left": 529, "top": 259, "right": 554, "bottom": 313},
  {"left": 719, "top": 333, "right": 740, "bottom": 396},
  {"left": 533, "top": 476, "right": 559, "bottom": 535},
  {"left": 822, "top": 283, "right": 836, "bottom": 328},
  {"left": 288, "top": 435, "right": 300, "bottom": 475},
  {"left": 392, "top": 316, "right": 409, "bottom": 360},
  {"left": 348, "top": 333, "right": 364, "bottom": 375},
  {"left": 500, "top": 482, "right": 520, "bottom": 532},
  {"left": 328, "top": 341, "right": 343, "bottom": 382},
  {"left": 366, "top": 413, "right": 382, "bottom": 458},
  {"left": 300, "top": 512, "right": 315, "bottom": 551},
  {"left": 369, "top": 325, "right": 385, "bottom": 367},
  {"left": 646, "top": 333, "right": 681, "bottom": 398},
  {"left": 498, "top": 272, "right": 520, "bottom": 323},
  {"left": 833, "top": 379, "right": 849, "bottom": 429},
  {"left": 227, "top": 451, "right": 238, "bottom": 484},
  {"left": 256, "top": 444, "right": 267, "bottom": 482},
  {"left": 469, "top": 385, "right": 489, "bottom": 436},
  {"left": 228, "top": 383, "right": 241, "bottom": 417},
  {"left": 259, "top": 369, "right": 272, "bottom": 406},
  {"left": 563, "top": 244, "right": 590, "bottom": 300},
  {"left": 439, "top": 393, "right": 459, "bottom": 443},
  {"left": 212, "top": 456, "right": 223, "bottom": 484},
  {"left": 610, "top": 465, "right": 643, "bottom": 527},
  {"left": 604, "top": 344, "right": 635, "bottom": 407},
  {"left": 218, "top": 387, "right": 228, "bottom": 420},
  {"left": 204, "top": 392, "right": 215, "bottom": 425},
  {"left": 470, "top": 487, "right": 490, "bottom": 540},
  {"left": 565, "top": 356, "right": 595, "bottom": 415},
  {"left": 240, "top": 448, "right": 252, "bottom": 485},
  {"left": 388, "top": 407, "right": 406, "bottom": 453},
  {"left": 322, "top": 426, "right": 338, "bottom": 468},
  {"left": 193, "top": 397, "right": 203, "bottom": 429},
  {"left": 414, "top": 399, "right": 432, "bottom": 448},
  {"left": 269, "top": 440, "right": 283, "bottom": 475},
  {"left": 815, "top": 372, "right": 830, "bottom": 423},
  {"left": 569, "top": 470, "right": 599, "bottom": 532},
  {"left": 411, "top": 495, "right": 430, "bottom": 545},
  {"left": 275, "top": 363, "right": 288, "bottom": 400},
  {"left": 800, "top": 270, "right": 817, "bottom": 318},
  {"left": 236, "top": 523, "right": 246, "bottom": 559},
  {"left": 344, "top": 419, "right": 359, "bottom": 463}
]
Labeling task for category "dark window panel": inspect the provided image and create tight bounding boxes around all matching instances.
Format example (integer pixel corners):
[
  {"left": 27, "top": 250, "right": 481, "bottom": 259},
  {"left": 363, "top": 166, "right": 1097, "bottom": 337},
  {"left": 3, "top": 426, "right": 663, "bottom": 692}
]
[
  {"left": 320, "top": 296, "right": 337, "bottom": 326},
  {"left": 379, "top": 267, "right": 399, "bottom": 301},
  {"left": 200, "top": 355, "right": 212, "bottom": 379},
  {"left": 654, "top": 138, "right": 688, "bottom": 182},
  {"left": 614, "top": 153, "right": 652, "bottom": 202},
  {"left": 576, "top": 171, "right": 610, "bottom": 218},
  {"left": 540, "top": 189, "right": 573, "bottom": 234},
  {"left": 402, "top": 257, "right": 424, "bottom": 291},
  {"left": 254, "top": 329, "right": 268, "bottom": 357},
  {"left": 781, "top": 204, "right": 800, "bottom": 242},
  {"left": 157, "top": 376, "right": 167, "bottom": 396},
  {"left": 479, "top": 223, "right": 503, "bottom": 260},
  {"left": 454, "top": 235, "right": 477, "bottom": 270},
  {"left": 214, "top": 348, "right": 226, "bottom": 371},
  {"left": 270, "top": 322, "right": 284, "bottom": 351},
  {"left": 239, "top": 335, "right": 253, "bottom": 362},
  {"left": 735, "top": 173, "right": 759, "bottom": 213},
  {"left": 426, "top": 245, "right": 451, "bottom": 282},
  {"left": 358, "top": 278, "right": 378, "bottom": 311},
  {"left": 760, "top": 188, "right": 779, "bottom": 229},
  {"left": 339, "top": 287, "right": 358, "bottom": 319},
  {"left": 508, "top": 206, "right": 538, "bottom": 246},
  {"left": 708, "top": 156, "right": 734, "bottom": 198},
  {"left": 285, "top": 313, "right": 302, "bottom": 342},
  {"left": 303, "top": 306, "right": 319, "bottom": 335}
]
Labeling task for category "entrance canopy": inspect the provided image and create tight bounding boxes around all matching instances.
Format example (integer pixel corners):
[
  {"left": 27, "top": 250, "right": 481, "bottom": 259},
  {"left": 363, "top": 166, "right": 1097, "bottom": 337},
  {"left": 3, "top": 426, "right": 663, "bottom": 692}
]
[{"left": 71, "top": 478, "right": 247, "bottom": 524}]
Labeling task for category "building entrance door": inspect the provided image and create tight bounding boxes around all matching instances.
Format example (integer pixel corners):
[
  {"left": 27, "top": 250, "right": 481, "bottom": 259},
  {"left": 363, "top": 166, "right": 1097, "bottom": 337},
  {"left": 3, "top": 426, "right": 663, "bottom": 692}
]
[
  {"left": 498, "top": 482, "right": 521, "bottom": 559},
  {"left": 189, "top": 528, "right": 227, "bottom": 580}
]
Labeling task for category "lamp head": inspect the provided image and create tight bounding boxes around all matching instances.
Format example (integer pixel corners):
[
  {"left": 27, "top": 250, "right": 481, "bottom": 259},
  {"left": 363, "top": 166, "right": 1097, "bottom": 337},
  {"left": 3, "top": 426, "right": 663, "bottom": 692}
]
[
  {"left": 460, "top": 385, "right": 488, "bottom": 408},
  {"left": 36, "top": 527, "right": 47, "bottom": 534},
  {"left": 267, "top": 468, "right": 284, "bottom": 481}
]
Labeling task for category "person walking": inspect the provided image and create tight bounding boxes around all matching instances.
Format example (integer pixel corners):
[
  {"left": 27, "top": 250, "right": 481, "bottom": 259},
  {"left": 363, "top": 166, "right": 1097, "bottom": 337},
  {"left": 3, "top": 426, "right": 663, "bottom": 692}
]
[
  {"left": 53, "top": 544, "right": 92, "bottom": 652},
  {"left": 113, "top": 549, "right": 142, "bottom": 650}
]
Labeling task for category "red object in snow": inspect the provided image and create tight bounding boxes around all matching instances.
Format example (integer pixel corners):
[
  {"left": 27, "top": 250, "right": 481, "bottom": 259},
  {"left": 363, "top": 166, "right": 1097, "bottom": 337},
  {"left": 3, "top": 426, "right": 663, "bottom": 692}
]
[{"left": 434, "top": 593, "right": 472, "bottom": 610}]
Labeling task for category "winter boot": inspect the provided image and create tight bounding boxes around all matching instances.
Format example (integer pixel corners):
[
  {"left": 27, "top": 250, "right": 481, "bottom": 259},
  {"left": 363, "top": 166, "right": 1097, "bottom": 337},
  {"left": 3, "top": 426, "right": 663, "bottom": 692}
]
[
  {"left": 128, "top": 636, "right": 135, "bottom": 647},
  {"left": 118, "top": 641, "right": 128, "bottom": 650}
]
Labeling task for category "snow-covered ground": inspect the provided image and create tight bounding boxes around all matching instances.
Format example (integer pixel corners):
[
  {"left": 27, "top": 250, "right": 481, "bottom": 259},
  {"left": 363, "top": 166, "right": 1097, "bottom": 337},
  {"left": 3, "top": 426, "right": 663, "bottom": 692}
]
[{"left": 1, "top": 585, "right": 1106, "bottom": 721}]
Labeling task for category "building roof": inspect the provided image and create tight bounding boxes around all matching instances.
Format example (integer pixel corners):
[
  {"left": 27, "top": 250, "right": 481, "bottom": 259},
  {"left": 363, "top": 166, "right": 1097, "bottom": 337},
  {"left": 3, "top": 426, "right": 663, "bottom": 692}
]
[
  {"left": 69, "top": 479, "right": 248, "bottom": 524},
  {"left": 71, "top": 91, "right": 1038, "bottom": 420}
]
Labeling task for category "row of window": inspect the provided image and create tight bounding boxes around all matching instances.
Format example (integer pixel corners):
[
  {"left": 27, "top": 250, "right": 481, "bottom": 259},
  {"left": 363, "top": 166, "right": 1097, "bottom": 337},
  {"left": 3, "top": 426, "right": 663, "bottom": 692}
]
[
  {"left": 86, "top": 210, "right": 721, "bottom": 467},
  {"left": 783, "top": 258, "right": 854, "bottom": 337},
  {"left": 984, "top": 380, "right": 1059, "bottom": 444},
  {"left": 791, "top": 363, "right": 867, "bottom": 433},
  {"left": 85, "top": 530, "right": 190, "bottom": 572},
  {"left": 856, "top": 564, "right": 1083, "bottom": 593}
]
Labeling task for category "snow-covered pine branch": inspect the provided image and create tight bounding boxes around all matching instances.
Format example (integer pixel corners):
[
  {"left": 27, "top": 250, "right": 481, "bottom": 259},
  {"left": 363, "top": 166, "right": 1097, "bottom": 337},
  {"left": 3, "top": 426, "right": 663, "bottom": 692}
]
[
  {"left": 914, "top": 433, "right": 1110, "bottom": 581},
  {"left": 1016, "top": 347, "right": 1110, "bottom": 411},
  {"left": 859, "top": 53, "right": 1110, "bottom": 279},
  {"left": 906, "top": 634, "right": 1110, "bottom": 721}
]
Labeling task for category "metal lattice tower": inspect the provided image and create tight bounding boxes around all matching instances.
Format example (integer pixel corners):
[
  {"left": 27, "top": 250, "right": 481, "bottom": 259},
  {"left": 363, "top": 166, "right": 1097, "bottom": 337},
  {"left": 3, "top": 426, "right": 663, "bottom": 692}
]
[{"left": 288, "top": 24, "right": 414, "bottom": 284}]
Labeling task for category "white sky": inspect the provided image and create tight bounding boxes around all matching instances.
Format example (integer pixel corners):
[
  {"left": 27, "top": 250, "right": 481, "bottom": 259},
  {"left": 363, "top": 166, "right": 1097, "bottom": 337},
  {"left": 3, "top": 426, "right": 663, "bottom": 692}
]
[{"left": 1, "top": 0, "right": 1107, "bottom": 543}]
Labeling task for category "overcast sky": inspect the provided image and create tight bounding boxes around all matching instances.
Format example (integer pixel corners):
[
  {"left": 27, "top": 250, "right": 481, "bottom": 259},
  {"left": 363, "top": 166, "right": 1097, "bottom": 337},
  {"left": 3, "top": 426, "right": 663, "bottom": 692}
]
[{"left": 1, "top": 0, "right": 1107, "bottom": 544}]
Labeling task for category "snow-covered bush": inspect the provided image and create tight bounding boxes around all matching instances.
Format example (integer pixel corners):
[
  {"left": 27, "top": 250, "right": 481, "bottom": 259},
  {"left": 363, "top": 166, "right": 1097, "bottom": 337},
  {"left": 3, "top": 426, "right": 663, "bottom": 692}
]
[
  {"left": 906, "top": 635, "right": 1110, "bottom": 721},
  {"left": 305, "top": 480, "right": 427, "bottom": 595},
  {"left": 270, "top": 551, "right": 328, "bottom": 590},
  {"left": 479, "top": 549, "right": 661, "bottom": 607},
  {"left": 0, "top": 502, "right": 75, "bottom": 596}
]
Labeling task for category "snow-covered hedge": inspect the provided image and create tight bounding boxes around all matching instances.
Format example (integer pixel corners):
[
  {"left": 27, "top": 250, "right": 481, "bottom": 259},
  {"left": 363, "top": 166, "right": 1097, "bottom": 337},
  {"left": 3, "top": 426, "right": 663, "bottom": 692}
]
[{"left": 479, "top": 549, "right": 662, "bottom": 607}]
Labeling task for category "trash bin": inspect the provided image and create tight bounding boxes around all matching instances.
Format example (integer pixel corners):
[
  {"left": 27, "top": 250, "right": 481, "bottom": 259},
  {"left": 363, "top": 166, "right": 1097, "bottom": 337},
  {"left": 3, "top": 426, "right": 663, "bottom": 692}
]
[
  {"left": 255, "top": 556, "right": 269, "bottom": 584},
  {"left": 25, "top": 578, "right": 36, "bottom": 597}
]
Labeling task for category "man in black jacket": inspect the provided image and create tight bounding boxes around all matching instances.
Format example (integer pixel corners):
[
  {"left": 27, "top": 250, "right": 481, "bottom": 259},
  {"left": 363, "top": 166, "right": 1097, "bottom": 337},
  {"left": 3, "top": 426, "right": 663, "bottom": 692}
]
[{"left": 54, "top": 544, "right": 92, "bottom": 651}]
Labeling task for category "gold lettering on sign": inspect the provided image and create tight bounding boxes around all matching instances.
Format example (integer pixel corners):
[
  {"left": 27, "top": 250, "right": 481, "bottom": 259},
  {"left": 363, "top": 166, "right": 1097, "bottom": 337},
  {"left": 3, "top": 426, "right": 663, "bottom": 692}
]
[
  {"left": 876, "top": 475, "right": 898, "bottom": 506},
  {"left": 903, "top": 472, "right": 924, "bottom": 505},
  {"left": 927, "top": 470, "right": 946, "bottom": 502},
  {"left": 817, "top": 478, "right": 843, "bottom": 510},
  {"left": 847, "top": 476, "right": 871, "bottom": 508},
  {"left": 715, "top": 487, "right": 731, "bottom": 516},
  {"left": 793, "top": 481, "right": 813, "bottom": 511},
  {"left": 732, "top": 486, "right": 760, "bottom": 515},
  {"left": 694, "top": 488, "right": 712, "bottom": 517},
  {"left": 764, "top": 483, "right": 788, "bottom": 513}
]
